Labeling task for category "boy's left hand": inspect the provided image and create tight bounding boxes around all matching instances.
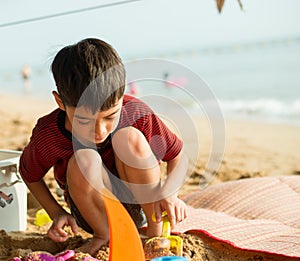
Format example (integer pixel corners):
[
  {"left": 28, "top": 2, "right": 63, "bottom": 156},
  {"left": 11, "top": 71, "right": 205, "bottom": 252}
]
[
  {"left": 153, "top": 195, "right": 187, "bottom": 229},
  {"left": 47, "top": 211, "right": 78, "bottom": 242}
]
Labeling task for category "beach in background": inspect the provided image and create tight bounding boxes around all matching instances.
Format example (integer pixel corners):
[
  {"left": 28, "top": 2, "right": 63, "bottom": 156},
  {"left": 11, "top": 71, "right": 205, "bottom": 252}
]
[{"left": 1, "top": 36, "right": 299, "bottom": 181}]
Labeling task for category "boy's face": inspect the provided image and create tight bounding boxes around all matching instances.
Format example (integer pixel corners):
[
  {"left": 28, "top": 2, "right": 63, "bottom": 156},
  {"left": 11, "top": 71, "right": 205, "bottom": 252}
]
[{"left": 64, "top": 98, "right": 123, "bottom": 146}]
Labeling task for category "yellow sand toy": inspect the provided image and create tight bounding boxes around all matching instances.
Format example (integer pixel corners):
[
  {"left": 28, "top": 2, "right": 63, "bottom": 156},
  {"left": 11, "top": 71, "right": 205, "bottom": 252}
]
[{"left": 144, "top": 211, "right": 183, "bottom": 260}]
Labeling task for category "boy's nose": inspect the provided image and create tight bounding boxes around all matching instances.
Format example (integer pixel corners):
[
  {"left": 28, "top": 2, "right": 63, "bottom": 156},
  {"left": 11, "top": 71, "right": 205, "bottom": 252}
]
[{"left": 95, "top": 122, "right": 106, "bottom": 136}]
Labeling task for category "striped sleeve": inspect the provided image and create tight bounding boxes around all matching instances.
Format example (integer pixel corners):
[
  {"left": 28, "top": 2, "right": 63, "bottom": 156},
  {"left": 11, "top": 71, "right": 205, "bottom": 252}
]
[
  {"left": 19, "top": 124, "right": 53, "bottom": 182},
  {"left": 19, "top": 109, "right": 73, "bottom": 183}
]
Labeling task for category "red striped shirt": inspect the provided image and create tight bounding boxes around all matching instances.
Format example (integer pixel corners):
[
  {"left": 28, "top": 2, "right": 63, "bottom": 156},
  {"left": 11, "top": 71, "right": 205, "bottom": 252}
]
[{"left": 19, "top": 95, "right": 182, "bottom": 189}]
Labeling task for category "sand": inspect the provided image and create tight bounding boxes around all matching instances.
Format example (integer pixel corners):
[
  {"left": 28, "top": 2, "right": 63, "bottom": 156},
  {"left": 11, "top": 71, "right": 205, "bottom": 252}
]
[{"left": 1, "top": 93, "right": 300, "bottom": 260}]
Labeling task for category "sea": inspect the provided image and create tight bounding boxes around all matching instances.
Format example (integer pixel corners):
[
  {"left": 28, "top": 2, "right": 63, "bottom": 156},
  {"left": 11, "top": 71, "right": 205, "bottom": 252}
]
[{"left": 1, "top": 37, "right": 299, "bottom": 125}]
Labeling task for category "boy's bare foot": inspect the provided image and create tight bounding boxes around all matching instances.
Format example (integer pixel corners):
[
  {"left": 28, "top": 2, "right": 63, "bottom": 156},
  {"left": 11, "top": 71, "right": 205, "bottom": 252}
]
[{"left": 75, "top": 235, "right": 109, "bottom": 256}]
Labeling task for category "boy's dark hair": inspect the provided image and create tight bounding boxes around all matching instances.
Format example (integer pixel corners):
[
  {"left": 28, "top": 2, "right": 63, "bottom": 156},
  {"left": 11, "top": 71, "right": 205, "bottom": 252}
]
[{"left": 51, "top": 38, "right": 126, "bottom": 113}]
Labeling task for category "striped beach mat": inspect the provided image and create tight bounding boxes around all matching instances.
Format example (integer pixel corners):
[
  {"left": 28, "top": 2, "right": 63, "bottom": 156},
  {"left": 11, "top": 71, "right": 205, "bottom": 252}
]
[{"left": 174, "top": 175, "right": 300, "bottom": 258}]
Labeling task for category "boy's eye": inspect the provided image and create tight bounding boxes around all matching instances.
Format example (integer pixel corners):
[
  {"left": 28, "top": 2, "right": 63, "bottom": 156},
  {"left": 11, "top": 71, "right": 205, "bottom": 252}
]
[{"left": 78, "top": 120, "right": 91, "bottom": 125}]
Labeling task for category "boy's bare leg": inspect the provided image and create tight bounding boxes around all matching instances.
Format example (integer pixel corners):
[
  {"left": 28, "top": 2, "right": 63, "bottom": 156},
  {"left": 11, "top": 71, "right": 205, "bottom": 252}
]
[
  {"left": 67, "top": 149, "right": 110, "bottom": 255},
  {"left": 112, "top": 127, "right": 163, "bottom": 237}
]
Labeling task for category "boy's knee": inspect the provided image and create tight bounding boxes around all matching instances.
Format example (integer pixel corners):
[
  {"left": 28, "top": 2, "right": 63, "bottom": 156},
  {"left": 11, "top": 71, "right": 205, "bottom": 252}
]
[
  {"left": 112, "top": 127, "right": 157, "bottom": 169},
  {"left": 67, "top": 149, "right": 102, "bottom": 188},
  {"left": 113, "top": 127, "right": 149, "bottom": 156}
]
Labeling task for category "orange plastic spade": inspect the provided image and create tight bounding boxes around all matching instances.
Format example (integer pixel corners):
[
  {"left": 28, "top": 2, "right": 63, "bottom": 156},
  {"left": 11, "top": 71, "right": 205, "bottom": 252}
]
[{"left": 101, "top": 188, "right": 145, "bottom": 261}]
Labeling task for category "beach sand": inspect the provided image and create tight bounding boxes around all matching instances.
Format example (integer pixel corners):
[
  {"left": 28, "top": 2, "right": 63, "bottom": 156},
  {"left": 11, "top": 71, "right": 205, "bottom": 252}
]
[{"left": 1, "top": 93, "right": 300, "bottom": 260}]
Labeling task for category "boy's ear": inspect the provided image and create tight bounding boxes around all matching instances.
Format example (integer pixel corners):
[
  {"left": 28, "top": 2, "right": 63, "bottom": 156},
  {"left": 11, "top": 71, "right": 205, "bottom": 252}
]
[{"left": 52, "top": 91, "right": 65, "bottom": 111}]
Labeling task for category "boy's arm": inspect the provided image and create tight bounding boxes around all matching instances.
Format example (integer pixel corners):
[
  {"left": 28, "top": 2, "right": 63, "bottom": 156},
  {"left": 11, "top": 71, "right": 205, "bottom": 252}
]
[
  {"left": 23, "top": 178, "right": 66, "bottom": 219},
  {"left": 166, "top": 151, "right": 182, "bottom": 181},
  {"left": 22, "top": 178, "right": 78, "bottom": 241},
  {"left": 154, "top": 151, "right": 188, "bottom": 228}
]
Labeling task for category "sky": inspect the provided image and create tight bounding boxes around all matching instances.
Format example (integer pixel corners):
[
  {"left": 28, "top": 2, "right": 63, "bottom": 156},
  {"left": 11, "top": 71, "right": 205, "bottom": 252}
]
[{"left": 0, "top": 0, "right": 300, "bottom": 69}]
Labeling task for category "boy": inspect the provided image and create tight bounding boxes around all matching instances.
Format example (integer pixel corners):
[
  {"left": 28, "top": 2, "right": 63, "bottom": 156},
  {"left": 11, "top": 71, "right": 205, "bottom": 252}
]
[{"left": 19, "top": 38, "right": 187, "bottom": 255}]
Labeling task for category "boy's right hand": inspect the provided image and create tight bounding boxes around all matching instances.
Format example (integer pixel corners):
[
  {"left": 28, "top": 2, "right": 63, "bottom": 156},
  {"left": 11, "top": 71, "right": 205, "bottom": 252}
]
[{"left": 47, "top": 211, "right": 78, "bottom": 242}]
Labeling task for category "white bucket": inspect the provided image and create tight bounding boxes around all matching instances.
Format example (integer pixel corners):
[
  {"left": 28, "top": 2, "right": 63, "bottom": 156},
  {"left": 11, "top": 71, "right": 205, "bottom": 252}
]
[{"left": 0, "top": 150, "right": 27, "bottom": 232}]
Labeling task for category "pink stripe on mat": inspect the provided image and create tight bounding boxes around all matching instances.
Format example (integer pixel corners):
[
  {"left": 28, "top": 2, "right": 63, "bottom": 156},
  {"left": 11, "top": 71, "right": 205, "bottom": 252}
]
[{"left": 174, "top": 176, "right": 300, "bottom": 258}]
